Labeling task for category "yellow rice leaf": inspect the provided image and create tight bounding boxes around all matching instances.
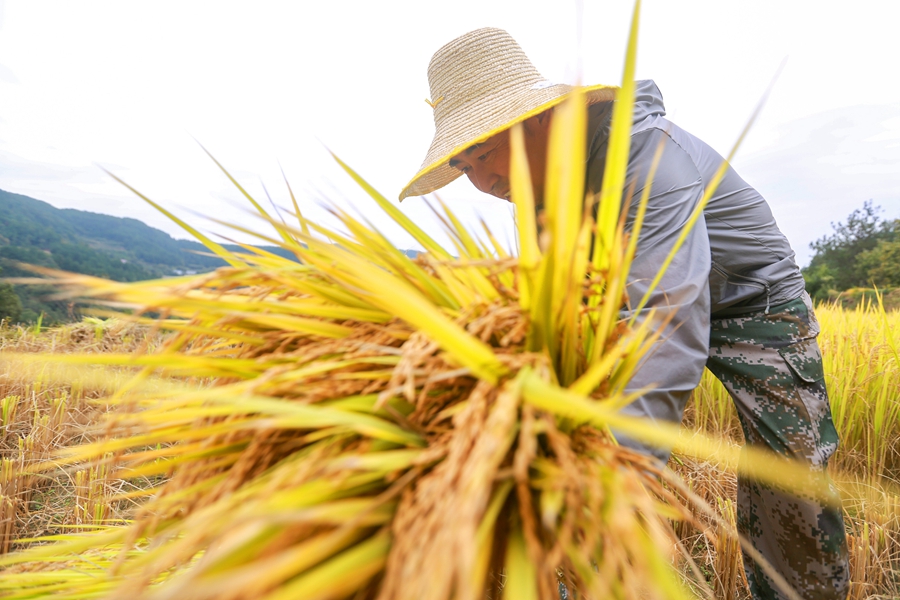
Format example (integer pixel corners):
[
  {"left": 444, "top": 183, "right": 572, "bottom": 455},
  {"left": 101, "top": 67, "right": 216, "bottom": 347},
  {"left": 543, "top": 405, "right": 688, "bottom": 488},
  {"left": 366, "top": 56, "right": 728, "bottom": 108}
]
[
  {"left": 18, "top": 352, "right": 266, "bottom": 378},
  {"left": 330, "top": 151, "right": 451, "bottom": 259},
  {"left": 176, "top": 527, "right": 370, "bottom": 599},
  {"left": 288, "top": 238, "right": 506, "bottom": 383},
  {"left": 526, "top": 250, "right": 555, "bottom": 355},
  {"left": 261, "top": 530, "right": 391, "bottom": 600},
  {"left": 325, "top": 449, "right": 424, "bottom": 472},
  {"left": 81, "top": 313, "right": 269, "bottom": 345},
  {"left": 571, "top": 333, "right": 632, "bottom": 395},
  {"left": 520, "top": 370, "right": 838, "bottom": 502},
  {"left": 0, "top": 527, "right": 128, "bottom": 568},
  {"left": 229, "top": 312, "right": 354, "bottom": 338},
  {"left": 480, "top": 218, "right": 511, "bottom": 260},
  {"left": 329, "top": 206, "right": 461, "bottom": 308},
  {"left": 470, "top": 480, "right": 514, "bottom": 596},
  {"left": 100, "top": 167, "right": 245, "bottom": 269},
  {"left": 545, "top": 91, "right": 587, "bottom": 292},
  {"left": 588, "top": 134, "right": 662, "bottom": 364},
  {"left": 263, "top": 499, "right": 397, "bottom": 527},
  {"left": 537, "top": 90, "right": 593, "bottom": 382},
  {"left": 503, "top": 524, "right": 539, "bottom": 600},
  {"left": 509, "top": 120, "right": 540, "bottom": 319},
  {"left": 592, "top": 0, "right": 640, "bottom": 272},
  {"left": 198, "top": 142, "right": 269, "bottom": 215},
  {"left": 204, "top": 394, "right": 424, "bottom": 447},
  {"left": 282, "top": 166, "right": 311, "bottom": 237},
  {"left": 433, "top": 196, "right": 486, "bottom": 259},
  {"left": 633, "top": 524, "right": 696, "bottom": 600}
]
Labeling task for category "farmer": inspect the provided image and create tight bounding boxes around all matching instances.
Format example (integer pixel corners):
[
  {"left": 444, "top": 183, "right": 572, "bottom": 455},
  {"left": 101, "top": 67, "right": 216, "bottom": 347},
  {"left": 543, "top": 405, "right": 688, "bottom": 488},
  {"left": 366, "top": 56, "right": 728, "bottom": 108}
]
[{"left": 399, "top": 28, "right": 849, "bottom": 600}]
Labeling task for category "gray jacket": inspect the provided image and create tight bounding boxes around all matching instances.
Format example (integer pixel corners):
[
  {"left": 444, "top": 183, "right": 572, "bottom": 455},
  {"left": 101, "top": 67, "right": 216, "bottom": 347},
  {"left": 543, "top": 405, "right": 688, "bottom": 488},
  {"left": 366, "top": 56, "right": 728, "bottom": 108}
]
[{"left": 584, "top": 79, "right": 806, "bottom": 430}]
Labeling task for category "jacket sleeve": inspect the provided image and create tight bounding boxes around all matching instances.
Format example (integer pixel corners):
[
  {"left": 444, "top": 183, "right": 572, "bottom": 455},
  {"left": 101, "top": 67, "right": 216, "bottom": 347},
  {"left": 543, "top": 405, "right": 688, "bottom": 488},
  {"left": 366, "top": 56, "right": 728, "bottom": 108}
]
[{"left": 589, "top": 127, "right": 711, "bottom": 460}]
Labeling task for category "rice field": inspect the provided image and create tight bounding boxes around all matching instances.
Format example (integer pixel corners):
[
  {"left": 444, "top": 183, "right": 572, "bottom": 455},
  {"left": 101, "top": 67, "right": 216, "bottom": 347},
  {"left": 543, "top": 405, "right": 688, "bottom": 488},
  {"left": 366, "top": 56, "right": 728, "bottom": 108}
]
[
  {"left": 0, "top": 319, "right": 166, "bottom": 553},
  {"left": 1, "top": 300, "right": 898, "bottom": 599}
]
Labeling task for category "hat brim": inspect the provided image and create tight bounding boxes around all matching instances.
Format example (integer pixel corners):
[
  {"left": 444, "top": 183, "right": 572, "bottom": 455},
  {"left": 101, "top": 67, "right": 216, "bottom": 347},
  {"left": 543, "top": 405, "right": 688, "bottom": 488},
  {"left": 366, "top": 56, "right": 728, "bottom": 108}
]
[{"left": 399, "top": 83, "right": 617, "bottom": 201}]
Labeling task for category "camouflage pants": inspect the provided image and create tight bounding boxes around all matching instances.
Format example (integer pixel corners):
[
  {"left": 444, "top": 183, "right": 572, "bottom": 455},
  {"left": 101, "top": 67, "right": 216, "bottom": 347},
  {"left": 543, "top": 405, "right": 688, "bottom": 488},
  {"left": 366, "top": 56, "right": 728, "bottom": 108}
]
[{"left": 707, "top": 292, "right": 849, "bottom": 600}]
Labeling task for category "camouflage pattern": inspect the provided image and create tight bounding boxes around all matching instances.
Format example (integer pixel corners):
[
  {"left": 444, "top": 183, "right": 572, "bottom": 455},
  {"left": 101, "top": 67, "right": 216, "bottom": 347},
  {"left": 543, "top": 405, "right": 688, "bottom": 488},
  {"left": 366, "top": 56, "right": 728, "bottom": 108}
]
[{"left": 706, "top": 291, "right": 849, "bottom": 600}]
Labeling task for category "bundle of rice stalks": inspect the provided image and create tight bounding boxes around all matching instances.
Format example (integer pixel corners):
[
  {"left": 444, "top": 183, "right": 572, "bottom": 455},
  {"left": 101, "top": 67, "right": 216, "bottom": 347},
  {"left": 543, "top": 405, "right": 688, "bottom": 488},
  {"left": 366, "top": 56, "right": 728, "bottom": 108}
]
[{"left": 0, "top": 5, "right": 809, "bottom": 598}]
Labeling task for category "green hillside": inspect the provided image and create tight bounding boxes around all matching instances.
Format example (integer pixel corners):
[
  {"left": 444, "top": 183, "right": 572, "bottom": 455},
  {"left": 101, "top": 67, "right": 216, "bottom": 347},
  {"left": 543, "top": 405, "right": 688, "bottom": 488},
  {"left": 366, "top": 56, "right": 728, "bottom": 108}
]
[{"left": 0, "top": 189, "right": 299, "bottom": 324}]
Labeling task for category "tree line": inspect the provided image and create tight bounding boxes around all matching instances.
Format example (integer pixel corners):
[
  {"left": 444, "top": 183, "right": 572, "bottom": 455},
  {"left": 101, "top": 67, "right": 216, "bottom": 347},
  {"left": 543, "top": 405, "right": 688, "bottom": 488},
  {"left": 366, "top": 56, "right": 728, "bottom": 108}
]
[{"left": 802, "top": 200, "right": 900, "bottom": 304}]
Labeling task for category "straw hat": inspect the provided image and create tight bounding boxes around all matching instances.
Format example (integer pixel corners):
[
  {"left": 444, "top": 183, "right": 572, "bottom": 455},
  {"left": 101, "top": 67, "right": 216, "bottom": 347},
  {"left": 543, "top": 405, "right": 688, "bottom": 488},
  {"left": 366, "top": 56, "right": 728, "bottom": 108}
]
[{"left": 399, "top": 27, "right": 617, "bottom": 201}]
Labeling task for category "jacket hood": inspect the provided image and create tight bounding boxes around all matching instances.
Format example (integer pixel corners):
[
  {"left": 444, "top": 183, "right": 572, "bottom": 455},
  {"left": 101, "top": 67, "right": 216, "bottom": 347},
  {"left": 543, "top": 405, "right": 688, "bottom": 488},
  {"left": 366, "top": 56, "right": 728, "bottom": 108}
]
[
  {"left": 632, "top": 79, "right": 667, "bottom": 123},
  {"left": 587, "top": 80, "right": 666, "bottom": 157}
]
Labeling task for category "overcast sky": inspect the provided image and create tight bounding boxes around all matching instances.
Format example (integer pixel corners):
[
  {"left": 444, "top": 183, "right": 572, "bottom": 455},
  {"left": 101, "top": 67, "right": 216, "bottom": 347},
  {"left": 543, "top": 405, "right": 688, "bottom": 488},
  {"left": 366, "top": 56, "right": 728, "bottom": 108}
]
[{"left": 1, "top": 0, "right": 898, "bottom": 266}]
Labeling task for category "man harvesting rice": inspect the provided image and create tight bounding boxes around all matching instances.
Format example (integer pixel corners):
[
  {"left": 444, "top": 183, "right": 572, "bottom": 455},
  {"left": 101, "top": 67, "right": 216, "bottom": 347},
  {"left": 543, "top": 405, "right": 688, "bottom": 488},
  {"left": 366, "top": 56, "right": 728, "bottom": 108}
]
[{"left": 399, "top": 28, "right": 849, "bottom": 600}]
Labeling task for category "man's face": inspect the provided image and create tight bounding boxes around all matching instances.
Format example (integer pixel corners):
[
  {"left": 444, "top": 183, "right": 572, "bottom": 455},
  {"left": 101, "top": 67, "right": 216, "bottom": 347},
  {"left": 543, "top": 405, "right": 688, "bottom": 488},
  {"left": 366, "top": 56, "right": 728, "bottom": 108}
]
[{"left": 449, "top": 112, "right": 551, "bottom": 206}]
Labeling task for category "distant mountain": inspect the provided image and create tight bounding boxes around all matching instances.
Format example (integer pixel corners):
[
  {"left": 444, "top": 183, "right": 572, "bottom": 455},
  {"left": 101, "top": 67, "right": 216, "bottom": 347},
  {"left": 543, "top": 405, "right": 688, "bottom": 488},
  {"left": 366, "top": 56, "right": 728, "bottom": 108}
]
[{"left": 0, "top": 188, "right": 301, "bottom": 323}]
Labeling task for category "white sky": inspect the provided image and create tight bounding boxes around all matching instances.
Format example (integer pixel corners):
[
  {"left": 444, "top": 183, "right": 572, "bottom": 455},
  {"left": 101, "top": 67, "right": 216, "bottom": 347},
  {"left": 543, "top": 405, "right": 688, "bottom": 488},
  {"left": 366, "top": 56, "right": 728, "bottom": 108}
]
[{"left": 1, "top": 0, "right": 898, "bottom": 266}]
